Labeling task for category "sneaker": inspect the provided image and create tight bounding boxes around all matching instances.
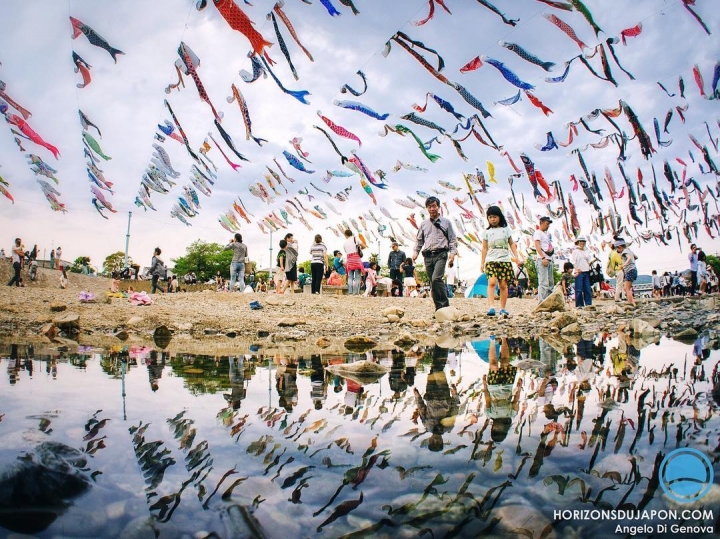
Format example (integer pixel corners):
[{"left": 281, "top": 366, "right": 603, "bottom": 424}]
[
  {"left": 499, "top": 309, "right": 510, "bottom": 317},
  {"left": 487, "top": 308, "right": 496, "bottom": 316}
]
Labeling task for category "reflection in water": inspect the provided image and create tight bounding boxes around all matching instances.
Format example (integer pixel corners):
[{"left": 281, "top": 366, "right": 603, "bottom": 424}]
[{"left": 0, "top": 333, "right": 718, "bottom": 537}]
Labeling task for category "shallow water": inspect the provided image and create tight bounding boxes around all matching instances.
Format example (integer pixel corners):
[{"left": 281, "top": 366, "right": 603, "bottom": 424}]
[{"left": 0, "top": 335, "right": 718, "bottom": 538}]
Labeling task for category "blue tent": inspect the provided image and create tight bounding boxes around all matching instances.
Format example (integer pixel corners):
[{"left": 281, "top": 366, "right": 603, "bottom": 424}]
[
  {"left": 464, "top": 273, "right": 499, "bottom": 298},
  {"left": 470, "top": 339, "right": 499, "bottom": 363}
]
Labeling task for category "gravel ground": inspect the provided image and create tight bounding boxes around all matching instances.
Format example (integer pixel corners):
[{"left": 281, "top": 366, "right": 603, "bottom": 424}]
[{"left": 1, "top": 259, "right": 716, "bottom": 355}]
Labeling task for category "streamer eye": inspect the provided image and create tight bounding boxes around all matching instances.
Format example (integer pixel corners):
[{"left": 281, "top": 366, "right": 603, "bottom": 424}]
[{"left": 196, "top": 0, "right": 208, "bottom": 10}]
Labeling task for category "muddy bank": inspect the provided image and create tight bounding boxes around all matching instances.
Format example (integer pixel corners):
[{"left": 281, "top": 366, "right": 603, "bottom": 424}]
[{"left": 1, "top": 259, "right": 717, "bottom": 354}]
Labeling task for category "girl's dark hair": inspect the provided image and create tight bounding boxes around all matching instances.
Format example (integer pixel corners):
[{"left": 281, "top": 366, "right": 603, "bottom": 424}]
[
  {"left": 154, "top": 247, "right": 162, "bottom": 255},
  {"left": 314, "top": 234, "right": 322, "bottom": 243},
  {"left": 698, "top": 250, "right": 706, "bottom": 262},
  {"left": 234, "top": 233, "right": 242, "bottom": 242},
  {"left": 344, "top": 229, "right": 353, "bottom": 237},
  {"left": 405, "top": 258, "right": 413, "bottom": 264},
  {"left": 485, "top": 205, "right": 508, "bottom": 228}
]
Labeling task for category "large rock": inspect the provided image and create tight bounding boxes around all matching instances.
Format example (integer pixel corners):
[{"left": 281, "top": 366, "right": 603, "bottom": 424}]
[
  {"left": 560, "top": 322, "right": 582, "bottom": 335},
  {"left": 52, "top": 312, "right": 79, "bottom": 331},
  {"left": 549, "top": 311, "right": 578, "bottom": 331},
  {"left": 673, "top": 328, "right": 698, "bottom": 340},
  {"left": 126, "top": 316, "right": 144, "bottom": 326},
  {"left": 265, "top": 296, "right": 296, "bottom": 307},
  {"left": 434, "top": 306, "right": 460, "bottom": 322},
  {"left": 394, "top": 332, "right": 418, "bottom": 347},
  {"left": 629, "top": 318, "right": 659, "bottom": 337},
  {"left": 382, "top": 307, "right": 405, "bottom": 319},
  {"left": 533, "top": 288, "right": 566, "bottom": 313},
  {"left": 0, "top": 442, "right": 91, "bottom": 535},
  {"left": 410, "top": 319, "right": 431, "bottom": 328},
  {"left": 49, "top": 302, "right": 67, "bottom": 312},
  {"left": 344, "top": 335, "right": 378, "bottom": 352},
  {"left": 39, "top": 323, "right": 58, "bottom": 340},
  {"left": 277, "top": 317, "right": 306, "bottom": 327}
]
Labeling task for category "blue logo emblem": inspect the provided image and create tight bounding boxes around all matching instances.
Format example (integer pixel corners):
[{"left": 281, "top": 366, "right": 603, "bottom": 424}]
[{"left": 659, "top": 448, "right": 714, "bottom": 503}]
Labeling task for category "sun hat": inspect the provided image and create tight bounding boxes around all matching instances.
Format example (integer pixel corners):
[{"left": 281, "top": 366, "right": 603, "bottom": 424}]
[
  {"left": 613, "top": 239, "right": 626, "bottom": 248},
  {"left": 574, "top": 236, "right": 587, "bottom": 244}
]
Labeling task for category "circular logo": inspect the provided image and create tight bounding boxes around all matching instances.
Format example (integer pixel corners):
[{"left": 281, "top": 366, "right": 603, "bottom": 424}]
[{"left": 659, "top": 448, "right": 714, "bottom": 503}]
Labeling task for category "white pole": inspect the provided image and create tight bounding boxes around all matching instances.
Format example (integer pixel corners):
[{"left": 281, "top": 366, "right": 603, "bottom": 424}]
[
  {"left": 123, "top": 211, "right": 132, "bottom": 269},
  {"left": 268, "top": 228, "right": 274, "bottom": 285}
]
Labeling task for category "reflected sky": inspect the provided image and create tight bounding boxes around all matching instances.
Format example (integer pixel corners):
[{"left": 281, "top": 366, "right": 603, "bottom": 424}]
[{"left": 0, "top": 334, "right": 718, "bottom": 538}]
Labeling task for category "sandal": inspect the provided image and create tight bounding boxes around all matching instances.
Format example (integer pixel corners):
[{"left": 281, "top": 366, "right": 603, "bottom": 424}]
[
  {"left": 487, "top": 308, "right": 496, "bottom": 316},
  {"left": 499, "top": 309, "right": 510, "bottom": 317}
]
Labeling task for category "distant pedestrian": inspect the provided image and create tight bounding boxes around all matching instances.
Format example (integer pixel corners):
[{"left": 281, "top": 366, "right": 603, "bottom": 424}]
[
  {"left": 7, "top": 238, "right": 23, "bottom": 287},
  {"left": 280, "top": 233, "right": 298, "bottom": 294},
  {"left": 614, "top": 239, "right": 637, "bottom": 306},
  {"left": 688, "top": 244, "right": 698, "bottom": 295},
  {"left": 275, "top": 239, "right": 287, "bottom": 293},
  {"left": 412, "top": 196, "right": 457, "bottom": 311},
  {"left": 571, "top": 236, "right": 593, "bottom": 308},
  {"left": 309, "top": 234, "right": 327, "bottom": 295},
  {"left": 364, "top": 261, "right": 378, "bottom": 297},
  {"left": 55, "top": 247, "right": 62, "bottom": 270},
  {"left": 149, "top": 247, "right": 166, "bottom": 294},
  {"left": 224, "top": 233, "right": 248, "bottom": 293},
  {"left": 533, "top": 216, "right": 554, "bottom": 301},
  {"left": 343, "top": 229, "right": 365, "bottom": 295},
  {"left": 387, "top": 240, "right": 407, "bottom": 297},
  {"left": 608, "top": 241, "right": 624, "bottom": 301},
  {"left": 49, "top": 249, "right": 55, "bottom": 269},
  {"left": 445, "top": 260, "right": 457, "bottom": 298},
  {"left": 698, "top": 249, "right": 708, "bottom": 294}
]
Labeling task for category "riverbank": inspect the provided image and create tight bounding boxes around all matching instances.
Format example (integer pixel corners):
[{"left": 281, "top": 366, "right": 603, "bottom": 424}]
[{"left": 1, "top": 258, "right": 717, "bottom": 355}]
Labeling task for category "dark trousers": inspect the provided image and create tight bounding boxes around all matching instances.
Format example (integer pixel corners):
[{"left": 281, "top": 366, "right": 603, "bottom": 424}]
[
  {"left": 7, "top": 262, "right": 21, "bottom": 286},
  {"left": 575, "top": 271, "right": 592, "bottom": 307},
  {"left": 310, "top": 262, "right": 324, "bottom": 294},
  {"left": 389, "top": 268, "right": 403, "bottom": 296},
  {"left": 151, "top": 275, "right": 165, "bottom": 294},
  {"left": 423, "top": 252, "right": 450, "bottom": 310},
  {"left": 690, "top": 270, "right": 698, "bottom": 295}
]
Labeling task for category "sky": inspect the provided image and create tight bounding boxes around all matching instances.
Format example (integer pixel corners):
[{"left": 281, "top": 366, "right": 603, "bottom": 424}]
[{"left": 0, "top": 0, "right": 718, "bottom": 279}]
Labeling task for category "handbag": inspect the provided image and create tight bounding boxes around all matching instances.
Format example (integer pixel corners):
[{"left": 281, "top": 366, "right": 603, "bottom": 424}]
[{"left": 355, "top": 239, "right": 363, "bottom": 258}]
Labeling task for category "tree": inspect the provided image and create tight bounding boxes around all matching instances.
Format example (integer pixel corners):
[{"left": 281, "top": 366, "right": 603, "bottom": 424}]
[
  {"left": 171, "top": 240, "right": 233, "bottom": 283},
  {"left": 103, "top": 251, "right": 131, "bottom": 275},
  {"left": 69, "top": 256, "right": 90, "bottom": 274}
]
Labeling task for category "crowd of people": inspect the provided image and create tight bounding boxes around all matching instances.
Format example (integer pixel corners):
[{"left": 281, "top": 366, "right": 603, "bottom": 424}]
[{"left": 7, "top": 196, "right": 716, "bottom": 311}]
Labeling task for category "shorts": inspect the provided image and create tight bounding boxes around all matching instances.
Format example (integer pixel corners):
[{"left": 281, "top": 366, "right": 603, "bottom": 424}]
[
  {"left": 624, "top": 268, "right": 637, "bottom": 283},
  {"left": 485, "top": 262, "right": 514, "bottom": 282},
  {"left": 285, "top": 264, "right": 298, "bottom": 282},
  {"left": 403, "top": 277, "right": 417, "bottom": 287}
]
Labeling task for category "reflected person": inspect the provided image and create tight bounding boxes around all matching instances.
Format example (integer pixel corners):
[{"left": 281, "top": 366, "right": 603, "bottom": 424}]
[
  {"left": 413, "top": 345, "right": 459, "bottom": 451},
  {"left": 483, "top": 337, "right": 520, "bottom": 444}
]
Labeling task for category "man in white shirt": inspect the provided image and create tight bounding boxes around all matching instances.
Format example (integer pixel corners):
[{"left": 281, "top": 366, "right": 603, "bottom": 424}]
[
  {"left": 533, "top": 217, "right": 554, "bottom": 300},
  {"left": 445, "top": 260, "right": 457, "bottom": 298}
]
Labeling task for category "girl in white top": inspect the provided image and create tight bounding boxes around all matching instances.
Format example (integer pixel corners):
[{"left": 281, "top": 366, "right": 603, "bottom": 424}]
[{"left": 480, "top": 206, "right": 522, "bottom": 317}]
